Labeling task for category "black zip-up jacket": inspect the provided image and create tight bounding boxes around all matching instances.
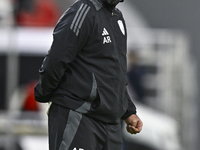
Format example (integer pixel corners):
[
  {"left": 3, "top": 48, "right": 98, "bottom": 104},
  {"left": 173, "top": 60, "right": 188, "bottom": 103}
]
[{"left": 34, "top": 0, "right": 136, "bottom": 124}]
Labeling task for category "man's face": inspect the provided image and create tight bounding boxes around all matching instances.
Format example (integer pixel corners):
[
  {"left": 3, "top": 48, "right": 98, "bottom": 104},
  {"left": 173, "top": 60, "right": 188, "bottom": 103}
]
[{"left": 103, "top": 0, "right": 121, "bottom": 5}]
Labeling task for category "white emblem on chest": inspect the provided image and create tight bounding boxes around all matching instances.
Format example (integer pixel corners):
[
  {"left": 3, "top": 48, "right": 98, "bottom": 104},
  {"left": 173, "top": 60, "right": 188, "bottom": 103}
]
[
  {"left": 73, "top": 148, "right": 84, "bottom": 150},
  {"left": 102, "top": 28, "right": 112, "bottom": 44},
  {"left": 117, "top": 20, "right": 125, "bottom": 35}
]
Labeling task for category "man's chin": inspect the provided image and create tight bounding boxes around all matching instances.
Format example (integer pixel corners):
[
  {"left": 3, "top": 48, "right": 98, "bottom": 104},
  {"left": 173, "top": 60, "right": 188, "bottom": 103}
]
[{"left": 103, "top": 0, "right": 120, "bottom": 5}]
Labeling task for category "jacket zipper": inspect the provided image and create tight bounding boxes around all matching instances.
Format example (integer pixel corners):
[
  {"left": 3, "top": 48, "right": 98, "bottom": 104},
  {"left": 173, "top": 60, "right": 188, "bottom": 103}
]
[{"left": 111, "top": 14, "right": 124, "bottom": 122}]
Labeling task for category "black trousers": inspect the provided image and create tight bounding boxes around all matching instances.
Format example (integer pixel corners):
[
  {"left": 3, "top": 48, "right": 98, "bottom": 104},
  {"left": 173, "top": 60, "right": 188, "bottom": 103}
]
[{"left": 48, "top": 103, "right": 123, "bottom": 150}]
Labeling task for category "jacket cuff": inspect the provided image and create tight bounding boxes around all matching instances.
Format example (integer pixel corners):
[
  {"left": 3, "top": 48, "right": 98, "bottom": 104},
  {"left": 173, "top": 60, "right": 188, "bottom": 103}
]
[{"left": 121, "top": 109, "right": 137, "bottom": 120}]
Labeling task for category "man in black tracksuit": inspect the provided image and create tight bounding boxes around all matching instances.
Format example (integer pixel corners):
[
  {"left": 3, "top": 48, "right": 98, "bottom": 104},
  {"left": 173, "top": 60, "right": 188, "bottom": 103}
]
[{"left": 34, "top": 0, "right": 143, "bottom": 149}]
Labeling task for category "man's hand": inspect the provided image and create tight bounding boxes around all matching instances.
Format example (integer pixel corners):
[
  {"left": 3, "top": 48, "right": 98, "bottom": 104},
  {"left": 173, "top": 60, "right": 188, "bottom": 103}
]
[{"left": 124, "top": 114, "right": 143, "bottom": 134}]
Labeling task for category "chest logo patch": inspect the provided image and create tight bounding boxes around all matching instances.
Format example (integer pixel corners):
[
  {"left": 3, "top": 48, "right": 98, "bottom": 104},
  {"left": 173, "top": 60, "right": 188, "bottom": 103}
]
[
  {"left": 102, "top": 28, "right": 112, "bottom": 44},
  {"left": 118, "top": 20, "right": 125, "bottom": 35}
]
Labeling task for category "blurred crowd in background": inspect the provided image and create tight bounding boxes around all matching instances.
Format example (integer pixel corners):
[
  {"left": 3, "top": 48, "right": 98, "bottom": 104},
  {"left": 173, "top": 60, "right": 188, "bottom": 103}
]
[{"left": 0, "top": 0, "right": 200, "bottom": 150}]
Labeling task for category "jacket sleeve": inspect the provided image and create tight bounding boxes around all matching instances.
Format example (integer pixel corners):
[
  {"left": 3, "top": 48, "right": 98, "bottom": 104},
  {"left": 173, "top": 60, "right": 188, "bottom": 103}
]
[
  {"left": 34, "top": 3, "right": 92, "bottom": 102},
  {"left": 121, "top": 87, "right": 137, "bottom": 120}
]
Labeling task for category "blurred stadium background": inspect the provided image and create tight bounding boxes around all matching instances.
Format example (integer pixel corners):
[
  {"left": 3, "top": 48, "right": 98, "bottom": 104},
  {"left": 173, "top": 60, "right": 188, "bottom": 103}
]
[{"left": 0, "top": 0, "right": 199, "bottom": 150}]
